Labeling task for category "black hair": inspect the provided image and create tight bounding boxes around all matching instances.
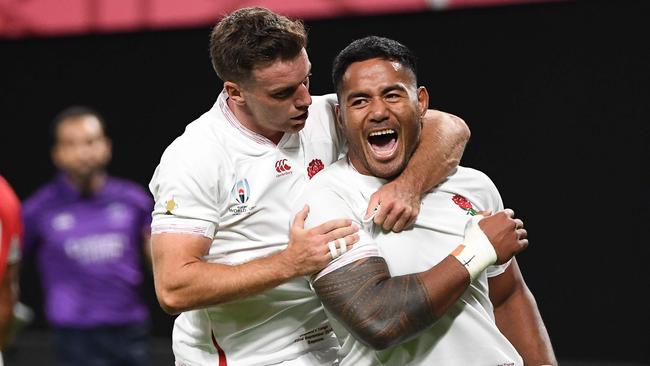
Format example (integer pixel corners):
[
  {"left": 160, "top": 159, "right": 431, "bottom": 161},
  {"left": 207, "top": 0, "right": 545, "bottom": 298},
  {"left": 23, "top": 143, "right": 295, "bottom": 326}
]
[
  {"left": 50, "top": 106, "right": 107, "bottom": 146},
  {"left": 331, "top": 36, "right": 417, "bottom": 94}
]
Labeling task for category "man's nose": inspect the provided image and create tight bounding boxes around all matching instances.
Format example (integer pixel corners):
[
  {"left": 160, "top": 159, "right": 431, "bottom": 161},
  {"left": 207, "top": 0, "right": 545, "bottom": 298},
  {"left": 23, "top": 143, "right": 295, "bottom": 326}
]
[
  {"left": 294, "top": 83, "right": 312, "bottom": 109},
  {"left": 368, "top": 98, "right": 389, "bottom": 122}
]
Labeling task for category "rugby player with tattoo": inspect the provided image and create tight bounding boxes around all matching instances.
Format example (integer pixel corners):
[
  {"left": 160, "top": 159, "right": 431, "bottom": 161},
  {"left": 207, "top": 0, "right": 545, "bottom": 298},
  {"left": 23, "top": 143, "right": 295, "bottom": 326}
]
[{"left": 296, "top": 36, "right": 557, "bottom": 366}]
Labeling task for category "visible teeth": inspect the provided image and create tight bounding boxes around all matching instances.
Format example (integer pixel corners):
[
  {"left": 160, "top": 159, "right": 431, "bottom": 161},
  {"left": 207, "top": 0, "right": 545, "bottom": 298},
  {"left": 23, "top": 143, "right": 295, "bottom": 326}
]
[{"left": 368, "top": 129, "right": 395, "bottom": 137}]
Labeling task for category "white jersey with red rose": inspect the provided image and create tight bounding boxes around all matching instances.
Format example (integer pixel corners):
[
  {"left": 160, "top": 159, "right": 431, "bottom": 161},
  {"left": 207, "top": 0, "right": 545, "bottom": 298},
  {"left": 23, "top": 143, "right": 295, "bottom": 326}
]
[
  {"left": 296, "top": 159, "right": 523, "bottom": 366},
  {"left": 149, "top": 91, "right": 346, "bottom": 366}
]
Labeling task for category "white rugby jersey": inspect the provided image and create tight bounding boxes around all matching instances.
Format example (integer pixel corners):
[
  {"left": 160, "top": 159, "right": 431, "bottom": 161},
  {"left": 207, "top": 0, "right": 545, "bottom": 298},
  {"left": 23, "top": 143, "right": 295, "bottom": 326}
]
[
  {"left": 149, "top": 91, "right": 345, "bottom": 366},
  {"left": 297, "top": 159, "right": 523, "bottom": 366}
]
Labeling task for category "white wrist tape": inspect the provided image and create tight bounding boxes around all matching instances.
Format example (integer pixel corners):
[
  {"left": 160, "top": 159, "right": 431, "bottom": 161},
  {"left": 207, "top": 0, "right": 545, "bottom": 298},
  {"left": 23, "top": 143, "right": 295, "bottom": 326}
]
[{"left": 451, "top": 214, "right": 497, "bottom": 281}]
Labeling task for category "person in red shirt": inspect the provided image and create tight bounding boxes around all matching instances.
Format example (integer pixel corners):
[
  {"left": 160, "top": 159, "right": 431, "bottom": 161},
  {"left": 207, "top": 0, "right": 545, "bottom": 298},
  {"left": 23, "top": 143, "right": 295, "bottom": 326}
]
[{"left": 0, "top": 175, "right": 22, "bottom": 365}]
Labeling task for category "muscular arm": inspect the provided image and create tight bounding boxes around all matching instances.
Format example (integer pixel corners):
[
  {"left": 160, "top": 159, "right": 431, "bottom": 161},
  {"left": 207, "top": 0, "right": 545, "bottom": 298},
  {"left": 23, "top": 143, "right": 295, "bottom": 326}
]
[
  {"left": 153, "top": 207, "right": 358, "bottom": 314},
  {"left": 406, "top": 110, "right": 470, "bottom": 194},
  {"left": 311, "top": 210, "right": 528, "bottom": 350},
  {"left": 313, "top": 255, "right": 469, "bottom": 350},
  {"left": 153, "top": 233, "right": 299, "bottom": 314},
  {"left": 368, "top": 111, "right": 470, "bottom": 231},
  {"left": 489, "top": 259, "right": 557, "bottom": 365}
]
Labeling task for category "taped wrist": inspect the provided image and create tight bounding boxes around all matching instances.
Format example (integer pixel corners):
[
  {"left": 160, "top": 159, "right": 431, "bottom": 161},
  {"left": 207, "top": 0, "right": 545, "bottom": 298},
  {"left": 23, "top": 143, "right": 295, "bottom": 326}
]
[{"left": 451, "top": 215, "right": 497, "bottom": 281}]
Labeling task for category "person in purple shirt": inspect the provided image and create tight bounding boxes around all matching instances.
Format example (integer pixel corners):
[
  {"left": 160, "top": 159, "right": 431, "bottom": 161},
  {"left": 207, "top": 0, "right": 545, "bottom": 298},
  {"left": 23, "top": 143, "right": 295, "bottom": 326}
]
[{"left": 21, "top": 106, "right": 153, "bottom": 366}]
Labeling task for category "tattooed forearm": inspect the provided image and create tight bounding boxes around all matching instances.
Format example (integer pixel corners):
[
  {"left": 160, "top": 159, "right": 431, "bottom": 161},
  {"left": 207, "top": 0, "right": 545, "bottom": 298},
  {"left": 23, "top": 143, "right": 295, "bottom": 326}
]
[{"left": 313, "top": 257, "right": 437, "bottom": 350}]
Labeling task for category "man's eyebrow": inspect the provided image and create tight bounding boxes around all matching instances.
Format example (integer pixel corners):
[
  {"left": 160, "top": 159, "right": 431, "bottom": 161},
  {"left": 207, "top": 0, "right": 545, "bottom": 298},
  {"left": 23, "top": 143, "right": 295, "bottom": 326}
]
[
  {"left": 269, "top": 67, "right": 313, "bottom": 95},
  {"left": 345, "top": 84, "right": 406, "bottom": 101},
  {"left": 381, "top": 84, "right": 407, "bottom": 94},
  {"left": 346, "top": 91, "right": 370, "bottom": 100}
]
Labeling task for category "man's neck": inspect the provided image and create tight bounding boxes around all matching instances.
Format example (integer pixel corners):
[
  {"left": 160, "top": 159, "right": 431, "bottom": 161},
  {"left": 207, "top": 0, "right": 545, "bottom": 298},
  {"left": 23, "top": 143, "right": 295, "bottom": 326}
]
[
  {"left": 226, "top": 97, "right": 284, "bottom": 145},
  {"left": 347, "top": 154, "right": 370, "bottom": 176},
  {"left": 347, "top": 154, "right": 400, "bottom": 181},
  {"left": 65, "top": 172, "right": 106, "bottom": 196}
]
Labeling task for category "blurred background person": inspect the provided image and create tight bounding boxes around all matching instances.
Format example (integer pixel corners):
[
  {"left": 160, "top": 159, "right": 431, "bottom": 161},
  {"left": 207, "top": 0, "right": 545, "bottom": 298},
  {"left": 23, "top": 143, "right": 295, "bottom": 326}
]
[
  {"left": 0, "top": 175, "right": 23, "bottom": 366},
  {"left": 20, "top": 106, "right": 154, "bottom": 366}
]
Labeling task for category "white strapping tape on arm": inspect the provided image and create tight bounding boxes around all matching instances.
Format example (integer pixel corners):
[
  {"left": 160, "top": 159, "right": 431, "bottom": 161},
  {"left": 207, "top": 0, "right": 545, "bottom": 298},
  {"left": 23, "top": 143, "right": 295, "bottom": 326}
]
[{"left": 451, "top": 214, "right": 497, "bottom": 282}]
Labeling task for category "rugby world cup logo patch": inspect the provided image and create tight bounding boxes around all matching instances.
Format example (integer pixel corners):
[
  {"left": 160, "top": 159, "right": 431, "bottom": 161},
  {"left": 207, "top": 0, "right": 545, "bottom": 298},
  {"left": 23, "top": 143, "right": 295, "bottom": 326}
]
[{"left": 231, "top": 179, "right": 250, "bottom": 204}]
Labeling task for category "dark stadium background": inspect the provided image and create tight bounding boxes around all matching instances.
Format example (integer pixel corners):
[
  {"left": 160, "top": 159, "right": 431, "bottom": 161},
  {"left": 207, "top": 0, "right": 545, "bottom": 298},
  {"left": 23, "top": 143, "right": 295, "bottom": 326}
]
[{"left": 1, "top": 0, "right": 648, "bottom": 364}]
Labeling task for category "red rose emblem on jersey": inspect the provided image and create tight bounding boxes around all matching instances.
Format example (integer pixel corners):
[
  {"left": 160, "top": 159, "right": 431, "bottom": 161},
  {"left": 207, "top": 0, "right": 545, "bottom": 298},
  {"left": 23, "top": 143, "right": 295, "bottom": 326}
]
[
  {"left": 307, "top": 159, "right": 325, "bottom": 179},
  {"left": 452, "top": 194, "right": 477, "bottom": 216}
]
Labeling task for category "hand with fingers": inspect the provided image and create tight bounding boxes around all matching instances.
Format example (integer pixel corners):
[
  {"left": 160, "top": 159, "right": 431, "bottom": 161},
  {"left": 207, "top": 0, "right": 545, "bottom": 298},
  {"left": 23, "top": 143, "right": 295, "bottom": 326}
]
[
  {"left": 452, "top": 208, "right": 529, "bottom": 281},
  {"left": 284, "top": 205, "right": 360, "bottom": 276},
  {"left": 478, "top": 209, "right": 529, "bottom": 265},
  {"left": 365, "top": 179, "right": 421, "bottom": 233}
]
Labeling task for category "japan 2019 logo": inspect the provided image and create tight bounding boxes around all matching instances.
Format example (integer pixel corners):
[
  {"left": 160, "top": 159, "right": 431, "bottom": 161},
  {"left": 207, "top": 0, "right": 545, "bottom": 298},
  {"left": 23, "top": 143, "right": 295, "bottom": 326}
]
[
  {"left": 231, "top": 179, "right": 250, "bottom": 204},
  {"left": 229, "top": 179, "right": 255, "bottom": 215}
]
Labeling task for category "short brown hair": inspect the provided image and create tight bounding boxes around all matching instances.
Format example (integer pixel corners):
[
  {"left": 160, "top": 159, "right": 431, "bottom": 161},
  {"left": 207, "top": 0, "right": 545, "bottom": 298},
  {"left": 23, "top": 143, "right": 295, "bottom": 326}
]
[{"left": 209, "top": 7, "right": 308, "bottom": 83}]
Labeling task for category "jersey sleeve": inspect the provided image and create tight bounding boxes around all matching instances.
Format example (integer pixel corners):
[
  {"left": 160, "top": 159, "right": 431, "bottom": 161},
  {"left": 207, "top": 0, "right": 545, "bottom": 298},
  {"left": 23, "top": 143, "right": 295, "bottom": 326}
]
[
  {"left": 297, "top": 187, "right": 379, "bottom": 283},
  {"left": 148, "top": 140, "right": 224, "bottom": 239}
]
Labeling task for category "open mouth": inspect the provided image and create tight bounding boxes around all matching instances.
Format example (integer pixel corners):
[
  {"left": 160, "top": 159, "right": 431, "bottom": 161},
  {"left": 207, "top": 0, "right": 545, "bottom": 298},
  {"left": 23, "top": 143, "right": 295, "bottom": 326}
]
[{"left": 367, "top": 128, "right": 398, "bottom": 157}]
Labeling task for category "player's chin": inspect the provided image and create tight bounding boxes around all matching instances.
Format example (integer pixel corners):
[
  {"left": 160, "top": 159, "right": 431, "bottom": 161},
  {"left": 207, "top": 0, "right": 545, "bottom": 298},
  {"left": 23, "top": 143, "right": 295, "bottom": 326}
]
[{"left": 287, "top": 121, "right": 306, "bottom": 133}]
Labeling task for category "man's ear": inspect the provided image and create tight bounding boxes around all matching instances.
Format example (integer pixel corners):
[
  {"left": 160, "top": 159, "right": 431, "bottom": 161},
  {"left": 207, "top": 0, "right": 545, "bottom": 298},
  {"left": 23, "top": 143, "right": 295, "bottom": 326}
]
[
  {"left": 335, "top": 103, "right": 345, "bottom": 130},
  {"left": 224, "top": 81, "right": 245, "bottom": 105},
  {"left": 417, "top": 86, "right": 429, "bottom": 118}
]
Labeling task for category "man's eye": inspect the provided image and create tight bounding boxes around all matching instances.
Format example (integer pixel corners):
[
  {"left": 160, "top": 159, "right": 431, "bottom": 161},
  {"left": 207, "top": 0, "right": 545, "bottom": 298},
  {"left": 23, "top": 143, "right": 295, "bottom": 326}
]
[
  {"left": 273, "top": 91, "right": 292, "bottom": 99},
  {"left": 350, "top": 99, "right": 367, "bottom": 107}
]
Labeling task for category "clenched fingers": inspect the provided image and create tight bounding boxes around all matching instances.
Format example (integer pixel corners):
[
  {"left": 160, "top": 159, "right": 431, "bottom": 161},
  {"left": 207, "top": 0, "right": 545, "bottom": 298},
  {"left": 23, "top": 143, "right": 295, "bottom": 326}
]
[
  {"left": 502, "top": 208, "right": 515, "bottom": 219},
  {"left": 513, "top": 218, "right": 524, "bottom": 230},
  {"left": 372, "top": 202, "right": 419, "bottom": 232},
  {"left": 391, "top": 211, "right": 413, "bottom": 233}
]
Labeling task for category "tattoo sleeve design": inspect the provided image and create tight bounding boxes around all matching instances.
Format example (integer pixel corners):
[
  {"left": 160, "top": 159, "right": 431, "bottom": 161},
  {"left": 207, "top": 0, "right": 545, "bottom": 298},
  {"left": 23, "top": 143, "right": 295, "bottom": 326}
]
[{"left": 313, "top": 257, "right": 437, "bottom": 350}]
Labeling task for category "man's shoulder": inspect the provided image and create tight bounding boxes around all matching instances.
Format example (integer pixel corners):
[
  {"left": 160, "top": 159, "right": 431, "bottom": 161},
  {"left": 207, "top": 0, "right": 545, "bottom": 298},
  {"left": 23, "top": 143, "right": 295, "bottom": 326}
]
[
  {"left": 437, "top": 166, "right": 501, "bottom": 207},
  {"left": 453, "top": 166, "right": 493, "bottom": 183},
  {"left": 23, "top": 180, "right": 60, "bottom": 216},
  {"left": 310, "top": 93, "right": 337, "bottom": 105},
  {"left": 305, "top": 158, "right": 349, "bottom": 189},
  {"left": 160, "top": 114, "right": 228, "bottom": 165},
  {"left": 303, "top": 94, "right": 337, "bottom": 132},
  {"left": 150, "top": 111, "right": 232, "bottom": 194},
  {"left": 308, "top": 94, "right": 337, "bottom": 117},
  {"left": 0, "top": 176, "right": 20, "bottom": 222}
]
